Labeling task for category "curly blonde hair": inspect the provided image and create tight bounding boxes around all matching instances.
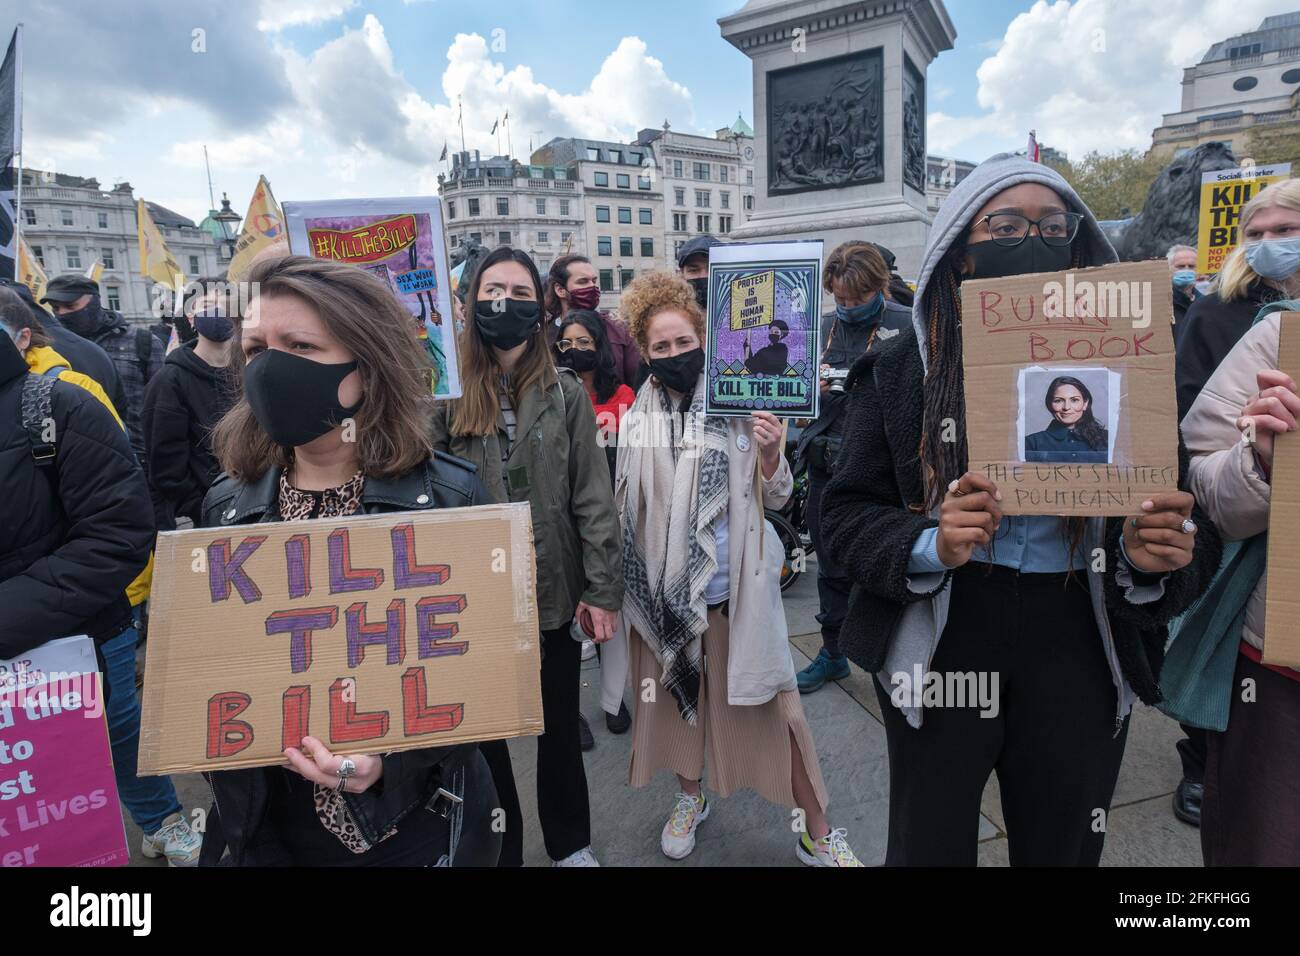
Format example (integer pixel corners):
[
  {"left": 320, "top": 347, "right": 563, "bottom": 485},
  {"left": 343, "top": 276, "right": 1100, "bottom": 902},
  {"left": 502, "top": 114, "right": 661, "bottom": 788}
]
[{"left": 620, "top": 271, "right": 705, "bottom": 353}]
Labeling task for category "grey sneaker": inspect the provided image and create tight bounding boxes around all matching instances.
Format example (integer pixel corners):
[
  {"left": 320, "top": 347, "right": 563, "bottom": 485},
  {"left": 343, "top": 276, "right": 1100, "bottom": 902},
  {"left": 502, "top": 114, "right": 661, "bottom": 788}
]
[{"left": 141, "top": 812, "right": 202, "bottom": 867}]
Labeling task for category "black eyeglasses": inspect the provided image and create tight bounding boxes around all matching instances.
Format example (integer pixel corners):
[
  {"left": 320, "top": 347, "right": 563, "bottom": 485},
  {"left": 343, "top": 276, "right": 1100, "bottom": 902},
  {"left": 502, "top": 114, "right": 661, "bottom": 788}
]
[{"left": 975, "top": 211, "right": 1083, "bottom": 247}]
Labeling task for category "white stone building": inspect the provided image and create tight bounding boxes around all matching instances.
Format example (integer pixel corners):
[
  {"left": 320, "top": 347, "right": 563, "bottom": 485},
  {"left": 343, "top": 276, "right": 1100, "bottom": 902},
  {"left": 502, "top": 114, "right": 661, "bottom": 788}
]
[
  {"left": 632, "top": 115, "right": 757, "bottom": 263},
  {"left": 19, "top": 168, "right": 228, "bottom": 323},
  {"left": 1151, "top": 12, "right": 1300, "bottom": 158}
]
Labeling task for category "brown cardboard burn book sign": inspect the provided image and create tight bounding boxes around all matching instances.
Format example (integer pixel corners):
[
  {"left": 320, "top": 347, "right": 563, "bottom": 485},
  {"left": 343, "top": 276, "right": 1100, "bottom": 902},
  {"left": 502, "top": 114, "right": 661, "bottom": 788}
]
[
  {"left": 960, "top": 260, "right": 1179, "bottom": 516},
  {"left": 138, "top": 503, "right": 543, "bottom": 775}
]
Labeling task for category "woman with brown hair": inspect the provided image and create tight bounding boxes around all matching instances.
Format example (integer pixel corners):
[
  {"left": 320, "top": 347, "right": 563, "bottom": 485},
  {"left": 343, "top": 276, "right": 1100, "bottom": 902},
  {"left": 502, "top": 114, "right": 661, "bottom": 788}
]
[
  {"left": 544, "top": 253, "right": 642, "bottom": 385},
  {"left": 431, "top": 245, "right": 623, "bottom": 867},
  {"left": 197, "top": 254, "right": 501, "bottom": 866},
  {"left": 613, "top": 270, "right": 861, "bottom": 866}
]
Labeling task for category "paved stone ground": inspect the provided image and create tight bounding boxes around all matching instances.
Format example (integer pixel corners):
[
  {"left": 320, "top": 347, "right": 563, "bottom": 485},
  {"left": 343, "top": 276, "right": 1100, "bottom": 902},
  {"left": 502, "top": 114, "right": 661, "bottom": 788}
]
[{"left": 125, "top": 556, "right": 1203, "bottom": 867}]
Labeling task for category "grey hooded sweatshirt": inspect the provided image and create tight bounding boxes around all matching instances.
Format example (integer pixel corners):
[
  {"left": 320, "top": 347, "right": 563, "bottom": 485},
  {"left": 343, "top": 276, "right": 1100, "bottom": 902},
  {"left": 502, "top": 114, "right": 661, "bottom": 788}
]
[{"left": 885, "top": 152, "right": 1165, "bottom": 730}]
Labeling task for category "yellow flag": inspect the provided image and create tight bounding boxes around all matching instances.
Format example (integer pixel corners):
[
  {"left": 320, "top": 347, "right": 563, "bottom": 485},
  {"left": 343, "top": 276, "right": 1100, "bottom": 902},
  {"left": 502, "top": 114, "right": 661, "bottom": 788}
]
[
  {"left": 136, "top": 199, "right": 184, "bottom": 289},
  {"left": 17, "top": 236, "right": 49, "bottom": 308},
  {"left": 84, "top": 260, "right": 104, "bottom": 284},
  {"left": 226, "top": 175, "right": 286, "bottom": 283}
]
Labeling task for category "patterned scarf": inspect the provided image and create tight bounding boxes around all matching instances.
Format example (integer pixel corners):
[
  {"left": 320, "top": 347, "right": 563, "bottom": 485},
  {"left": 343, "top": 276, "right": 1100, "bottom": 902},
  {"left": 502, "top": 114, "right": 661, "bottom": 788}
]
[
  {"left": 278, "top": 468, "right": 397, "bottom": 854},
  {"left": 620, "top": 378, "right": 730, "bottom": 724}
]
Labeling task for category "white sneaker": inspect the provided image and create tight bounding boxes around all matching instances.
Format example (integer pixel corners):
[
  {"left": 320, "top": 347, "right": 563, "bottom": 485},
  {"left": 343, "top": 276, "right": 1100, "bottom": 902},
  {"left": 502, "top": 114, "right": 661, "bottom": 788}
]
[
  {"left": 796, "top": 827, "right": 864, "bottom": 867},
  {"left": 553, "top": 845, "right": 600, "bottom": 867},
  {"left": 141, "top": 812, "right": 202, "bottom": 867},
  {"left": 580, "top": 639, "right": 597, "bottom": 661},
  {"left": 661, "top": 791, "right": 710, "bottom": 860}
]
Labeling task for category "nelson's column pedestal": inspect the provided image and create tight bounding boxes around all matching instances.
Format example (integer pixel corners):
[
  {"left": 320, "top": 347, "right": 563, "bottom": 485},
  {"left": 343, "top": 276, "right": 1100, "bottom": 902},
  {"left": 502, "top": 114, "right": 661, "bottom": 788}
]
[{"left": 719, "top": 0, "right": 956, "bottom": 280}]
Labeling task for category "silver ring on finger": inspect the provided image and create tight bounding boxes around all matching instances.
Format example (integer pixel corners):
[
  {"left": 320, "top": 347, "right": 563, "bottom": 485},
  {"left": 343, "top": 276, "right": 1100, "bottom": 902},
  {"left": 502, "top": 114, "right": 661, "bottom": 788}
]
[{"left": 1181, "top": 519, "right": 1197, "bottom": 535}]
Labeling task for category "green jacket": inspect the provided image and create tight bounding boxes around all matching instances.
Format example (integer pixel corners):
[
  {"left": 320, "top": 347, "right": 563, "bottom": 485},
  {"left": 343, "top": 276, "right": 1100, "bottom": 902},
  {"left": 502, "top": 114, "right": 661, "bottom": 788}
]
[{"left": 431, "top": 367, "right": 624, "bottom": 630}]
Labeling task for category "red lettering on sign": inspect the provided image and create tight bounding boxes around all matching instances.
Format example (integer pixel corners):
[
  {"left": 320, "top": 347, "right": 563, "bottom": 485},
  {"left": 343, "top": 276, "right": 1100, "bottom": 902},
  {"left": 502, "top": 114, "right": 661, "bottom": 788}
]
[
  {"left": 327, "top": 677, "right": 389, "bottom": 744},
  {"left": 282, "top": 685, "right": 310, "bottom": 751},
  {"left": 206, "top": 691, "right": 254, "bottom": 758},
  {"left": 401, "top": 666, "right": 465, "bottom": 736}
]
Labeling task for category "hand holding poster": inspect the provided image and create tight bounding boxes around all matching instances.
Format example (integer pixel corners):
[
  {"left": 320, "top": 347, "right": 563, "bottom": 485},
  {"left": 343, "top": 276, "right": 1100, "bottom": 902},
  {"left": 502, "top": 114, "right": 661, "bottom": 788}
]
[
  {"left": 705, "top": 240, "right": 822, "bottom": 418},
  {"left": 285, "top": 197, "right": 461, "bottom": 398},
  {"left": 138, "top": 504, "right": 543, "bottom": 775},
  {"left": 961, "top": 260, "right": 1178, "bottom": 515},
  {"left": 1196, "top": 163, "right": 1291, "bottom": 275},
  {"left": 1261, "top": 311, "right": 1300, "bottom": 668},
  {"left": 0, "top": 636, "right": 128, "bottom": 867}
]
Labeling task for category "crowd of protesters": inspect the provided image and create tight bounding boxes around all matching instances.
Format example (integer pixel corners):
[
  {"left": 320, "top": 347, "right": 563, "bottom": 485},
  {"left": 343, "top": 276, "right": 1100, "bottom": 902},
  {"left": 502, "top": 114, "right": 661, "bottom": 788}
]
[{"left": 1, "top": 156, "right": 1297, "bottom": 868}]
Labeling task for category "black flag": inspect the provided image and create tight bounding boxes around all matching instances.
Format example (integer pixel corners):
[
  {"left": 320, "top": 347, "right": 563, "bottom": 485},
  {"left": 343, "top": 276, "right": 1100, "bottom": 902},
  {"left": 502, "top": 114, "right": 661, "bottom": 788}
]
[{"left": 0, "top": 27, "right": 21, "bottom": 281}]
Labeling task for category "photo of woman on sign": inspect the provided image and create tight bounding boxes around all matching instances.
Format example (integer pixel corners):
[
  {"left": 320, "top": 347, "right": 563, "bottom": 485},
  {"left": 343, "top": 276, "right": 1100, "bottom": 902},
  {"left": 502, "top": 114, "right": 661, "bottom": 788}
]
[{"left": 1024, "top": 374, "right": 1110, "bottom": 464}]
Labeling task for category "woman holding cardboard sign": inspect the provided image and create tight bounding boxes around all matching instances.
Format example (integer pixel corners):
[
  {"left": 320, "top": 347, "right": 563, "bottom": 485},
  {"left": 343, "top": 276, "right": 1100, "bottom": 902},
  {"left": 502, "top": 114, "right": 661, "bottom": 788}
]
[
  {"left": 821, "top": 153, "right": 1221, "bottom": 866},
  {"left": 1180, "top": 296, "right": 1300, "bottom": 866},
  {"left": 197, "top": 255, "right": 501, "bottom": 867},
  {"left": 431, "top": 246, "right": 624, "bottom": 868}
]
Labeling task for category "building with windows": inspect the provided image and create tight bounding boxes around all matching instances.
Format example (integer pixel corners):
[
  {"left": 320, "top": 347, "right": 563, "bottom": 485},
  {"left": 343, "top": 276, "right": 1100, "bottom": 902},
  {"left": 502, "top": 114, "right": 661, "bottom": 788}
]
[
  {"left": 924, "top": 154, "right": 977, "bottom": 213},
  {"left": 1150, "top": 12, "right": 1300, "bottom": 158},
  {"left": 438, "top": 150, "right": 584, "bottom": 278},
  {"left": 529, "top": 137, "right": 666, "bottom": 309},
  {"left": 633, "top": 114, "right": 756, "bottom": 264},
  {"left": 19, "top": 169, "right": 227, "bottom": 323}
]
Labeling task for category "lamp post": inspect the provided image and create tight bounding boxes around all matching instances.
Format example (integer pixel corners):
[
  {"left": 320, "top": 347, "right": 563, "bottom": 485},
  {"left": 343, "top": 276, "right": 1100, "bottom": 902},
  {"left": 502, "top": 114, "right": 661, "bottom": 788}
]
[{"left": 212, "top": 193, "right": 241, "bottom": 265}]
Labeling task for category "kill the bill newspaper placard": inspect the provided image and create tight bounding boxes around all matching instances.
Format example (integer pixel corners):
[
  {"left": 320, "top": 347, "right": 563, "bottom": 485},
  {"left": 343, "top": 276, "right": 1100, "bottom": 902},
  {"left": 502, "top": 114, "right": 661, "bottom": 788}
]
[
  {"left": 704, "top": 240, "right": 823, "bottom": 418},
  {"left": 284, "top": 196, "right": 462, "bottom": 398}
]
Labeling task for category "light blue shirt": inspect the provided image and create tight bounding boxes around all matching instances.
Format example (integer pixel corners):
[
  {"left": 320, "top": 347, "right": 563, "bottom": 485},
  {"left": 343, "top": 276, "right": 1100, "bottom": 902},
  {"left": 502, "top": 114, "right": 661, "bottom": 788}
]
[
  {"left": 909, "top": 515, "right": 1087, "bottom": 574},
  {"left": 704, "top": 512, "right": 730, "bottom": 603}
]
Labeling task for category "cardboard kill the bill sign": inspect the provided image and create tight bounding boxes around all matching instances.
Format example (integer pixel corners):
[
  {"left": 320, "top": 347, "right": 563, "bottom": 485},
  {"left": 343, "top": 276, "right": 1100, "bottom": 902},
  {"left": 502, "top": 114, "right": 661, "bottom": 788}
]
[
  {"left": 960, "top": 260, "right": 1178, "bottom": 516},
  {"left": 138, "top": 504, "right": 543, "bottom": 776},
  {"left": 1262, "top": 312, "right": 1300, "bottom": 669}
]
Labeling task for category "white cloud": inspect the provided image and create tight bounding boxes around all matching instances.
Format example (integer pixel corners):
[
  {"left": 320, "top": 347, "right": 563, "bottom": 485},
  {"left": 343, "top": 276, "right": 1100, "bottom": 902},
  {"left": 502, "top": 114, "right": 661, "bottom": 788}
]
[
  {"left": 257, "top": 0, "right": 358, "bottom": 32},
  {"left": 929, "top": 0, "right": 1294, "bottom": 160},
  {"left": 165, "top": 121, "right": 306, "bottom": 171}
]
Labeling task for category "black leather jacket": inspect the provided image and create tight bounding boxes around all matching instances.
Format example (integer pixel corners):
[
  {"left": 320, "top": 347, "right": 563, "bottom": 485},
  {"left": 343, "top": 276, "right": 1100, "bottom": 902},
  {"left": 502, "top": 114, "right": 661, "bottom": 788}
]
[{"left": 196, "top": 452, "right": 501, "bottom": 866}]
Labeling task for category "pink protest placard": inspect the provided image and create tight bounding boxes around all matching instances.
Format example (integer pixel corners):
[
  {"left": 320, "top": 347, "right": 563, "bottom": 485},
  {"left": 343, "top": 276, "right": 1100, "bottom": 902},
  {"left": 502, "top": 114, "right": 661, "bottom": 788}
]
[{"left": 0, "top": 636, "right": 128, "bottom": 867}]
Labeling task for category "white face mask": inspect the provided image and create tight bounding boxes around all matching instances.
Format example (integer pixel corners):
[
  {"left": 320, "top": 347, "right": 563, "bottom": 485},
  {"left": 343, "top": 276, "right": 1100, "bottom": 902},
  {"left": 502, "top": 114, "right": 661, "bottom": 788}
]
[{"left": 1194, "top": 279, "right": 1213, "bottom": 296}]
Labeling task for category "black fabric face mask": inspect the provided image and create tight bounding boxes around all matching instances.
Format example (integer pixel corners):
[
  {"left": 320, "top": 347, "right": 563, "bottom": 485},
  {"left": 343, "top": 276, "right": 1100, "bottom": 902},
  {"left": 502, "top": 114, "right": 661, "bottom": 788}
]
[
  {"left": 57, "top": 296, "right": 104, "bottom": 337},
  {"left": 648, "top": 347, "right": 705, "bottom": 394},
  {"left": 687, "top": 277, "right": 709, "bottom": 310},
  {"left": 557, "top": 348, "right": 598, "bottom": 373},
  {"left": 475, "top": 298, "right": 541, "bottom": 350},
  {"left": 244, "top": 348, "right": 363, "bottom": 448},
  {"left": 966, "top": 237, "right": 1074, "bottom": 280}
]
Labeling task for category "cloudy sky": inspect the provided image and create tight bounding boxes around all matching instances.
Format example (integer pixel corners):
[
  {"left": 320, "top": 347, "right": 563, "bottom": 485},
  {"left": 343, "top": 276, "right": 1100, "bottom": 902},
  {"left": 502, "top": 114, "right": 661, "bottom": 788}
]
[{"left": 4, "top": 0, "right": 1295, "bottom": 225}]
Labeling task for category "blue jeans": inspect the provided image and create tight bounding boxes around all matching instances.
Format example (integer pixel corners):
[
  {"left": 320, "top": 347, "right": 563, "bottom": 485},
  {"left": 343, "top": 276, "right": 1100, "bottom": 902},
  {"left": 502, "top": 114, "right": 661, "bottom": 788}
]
[{"left": 103, "top": 625, "right": 183, "bottom": 834}]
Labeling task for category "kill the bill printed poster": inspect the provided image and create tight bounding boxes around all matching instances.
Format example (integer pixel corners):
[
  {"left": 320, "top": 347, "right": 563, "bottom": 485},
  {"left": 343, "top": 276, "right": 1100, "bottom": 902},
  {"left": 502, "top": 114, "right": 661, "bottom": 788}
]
[
  {"left": 705, "top": 240, "right": 823, "bottom": 418},
  {"left": 284, "top": 197, "right": 461, "bottom": 398}
]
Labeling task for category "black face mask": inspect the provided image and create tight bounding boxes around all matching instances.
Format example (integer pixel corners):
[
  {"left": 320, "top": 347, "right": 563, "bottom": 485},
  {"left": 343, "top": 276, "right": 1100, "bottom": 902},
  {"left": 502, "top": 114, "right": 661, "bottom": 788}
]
[
  {"left": 57, "top": 296, "right": 104, "bottom": 337},
  {"left": 557, "top": 348, "right": 598, "bottom": 373},
  {"left": 687, "top": 277, "right": 709, "bottom": 310},
  {"left": 475, "top": 298, "right": 541, "bottom": 350},
  {"left": 966, "top": 237, "right": 1073, "bottom": 280},
  {"left": 648, "top": 347, "right": 705, "bottom": 394},
  {"left": 244, "top": 348, "right": 363, "bottom": 448}
]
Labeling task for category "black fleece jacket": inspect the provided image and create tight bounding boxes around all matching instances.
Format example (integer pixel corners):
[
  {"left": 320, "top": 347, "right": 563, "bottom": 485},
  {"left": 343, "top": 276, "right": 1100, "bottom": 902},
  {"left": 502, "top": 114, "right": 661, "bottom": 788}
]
[{"left": 820, "top": 326, "right": 1222, "bottom": 704}]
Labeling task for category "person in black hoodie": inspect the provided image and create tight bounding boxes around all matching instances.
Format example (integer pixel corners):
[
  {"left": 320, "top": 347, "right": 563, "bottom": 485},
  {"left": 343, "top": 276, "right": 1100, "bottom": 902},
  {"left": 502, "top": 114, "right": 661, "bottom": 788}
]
[
  {"left": 821, "top": 154, "right": 1221, "bottom": 866},
  {"left": 141, "top": 295, "right": 236, "bottom": 529},
  {"left": 1, "top": 278, "right": 127, "bottom": 416},
  {"left": 195, "top": 254, "right": 500, "bottom": 866},
  {"left": 42, "top": 274, "right": 166, "bottom": 462}
]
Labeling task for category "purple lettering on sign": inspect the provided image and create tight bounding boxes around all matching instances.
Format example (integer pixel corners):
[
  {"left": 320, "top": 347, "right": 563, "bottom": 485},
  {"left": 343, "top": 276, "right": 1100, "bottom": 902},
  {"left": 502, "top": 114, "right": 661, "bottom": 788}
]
[
  {"left": 416, "top": 594, "right": 468, "bottom": 658},
  {"left": 345, "top": 599, "right": 408, "bottom": 668},
  {"left": 328, "top": 528, "right": 385, "bottom": 593},
  {"left": 391, "top": 523, "right": 450, "bottom": 589},
  {"left": 266, "top": 606, "right": 339, "bottom": 673},
  {"left": 285, "top": 533, "right": 312, "bottom": 600},
  {"left": 208, "top": 535, "right": 268, "bottom": 603}
]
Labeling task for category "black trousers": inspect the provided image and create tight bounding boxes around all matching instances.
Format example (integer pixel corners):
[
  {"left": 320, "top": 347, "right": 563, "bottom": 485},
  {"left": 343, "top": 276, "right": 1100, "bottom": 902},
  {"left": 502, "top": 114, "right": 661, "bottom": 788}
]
[
  {"left": 807, "top": 466, "right": 851, "bottom": 658},
  {"left": 872, "top": 565, "right": 1130, "bottom": 866},
  {"left": 1176, "top": 724, "right": 1207, "bottom": 783},
  {"left": 480, "top": 621, "right": 591, "bottom": 864}
]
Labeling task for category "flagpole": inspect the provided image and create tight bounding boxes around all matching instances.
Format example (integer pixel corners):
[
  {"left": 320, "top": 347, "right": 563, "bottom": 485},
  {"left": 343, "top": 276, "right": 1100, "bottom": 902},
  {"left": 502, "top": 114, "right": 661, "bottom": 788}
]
[
  {"left": 496, "top": 118, "right": 501, "bottom": 156},
  {"left": 12, "top": 24, "right": 23, "bottom": 256},
  {"left": 458, "top": 95, "right": 466, "bottom": 154},
  {"left": 505, "top": 113, "right": 512, "bottom": 159}
]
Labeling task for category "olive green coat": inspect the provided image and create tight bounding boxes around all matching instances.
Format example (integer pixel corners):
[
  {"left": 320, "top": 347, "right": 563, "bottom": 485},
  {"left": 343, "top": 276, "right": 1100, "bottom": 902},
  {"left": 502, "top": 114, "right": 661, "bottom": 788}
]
[{"left": 430, "top": 367, "right": 624, "bottom": 630}]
